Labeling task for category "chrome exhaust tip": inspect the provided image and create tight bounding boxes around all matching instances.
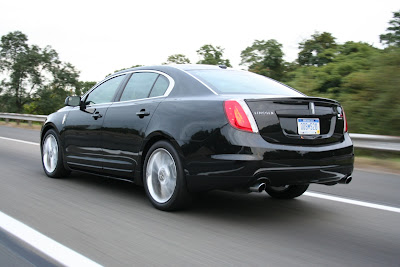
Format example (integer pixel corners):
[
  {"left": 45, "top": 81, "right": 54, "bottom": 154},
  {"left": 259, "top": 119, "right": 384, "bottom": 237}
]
[
  {"left": 249, "top": 182, "right": 267, "bottom": 193},
  {"left": 338, "top": 176, "right": 352, "bottom": 184}
]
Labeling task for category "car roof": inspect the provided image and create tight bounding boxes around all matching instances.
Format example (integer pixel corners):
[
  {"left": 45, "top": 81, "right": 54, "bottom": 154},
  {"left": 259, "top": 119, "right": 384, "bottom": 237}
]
[
  {"left": 166, "top": 64, "right": 228, "bottom": 71},
  {"left": 113, "top": 64, "right": 228, "bottom": 76}
]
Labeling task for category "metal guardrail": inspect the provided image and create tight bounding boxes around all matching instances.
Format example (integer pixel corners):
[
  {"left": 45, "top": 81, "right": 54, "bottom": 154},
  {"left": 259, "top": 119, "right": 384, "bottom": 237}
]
[
  {"left": 0, "top": 113, "right": 399, "bottom": 152},
  {"left": 0, "top": 112, "right": 47, "bottom": 126},
  {"left": 349, "top": 133, "right": 400, "bottom": 152}
]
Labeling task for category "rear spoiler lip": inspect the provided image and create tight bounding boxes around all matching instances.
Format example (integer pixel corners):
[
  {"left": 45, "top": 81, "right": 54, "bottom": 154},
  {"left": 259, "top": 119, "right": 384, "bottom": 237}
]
[{"left": 245, "top": 96, "right": 340, "bottom": 105}]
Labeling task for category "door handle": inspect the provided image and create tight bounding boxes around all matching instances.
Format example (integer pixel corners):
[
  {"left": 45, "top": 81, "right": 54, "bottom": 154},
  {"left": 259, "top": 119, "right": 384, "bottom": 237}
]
[
  {"left": 92, "top": 111, "right": 102, "bottom": 120},
  {"left": 136, "top": 109, "right": 150, "bottom": 118}
]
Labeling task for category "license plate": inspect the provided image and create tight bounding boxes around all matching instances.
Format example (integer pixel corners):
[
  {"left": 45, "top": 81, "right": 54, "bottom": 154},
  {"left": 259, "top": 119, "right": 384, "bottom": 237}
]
[{"left": 297, "top": 118, "right": 320, "bottom": 135}]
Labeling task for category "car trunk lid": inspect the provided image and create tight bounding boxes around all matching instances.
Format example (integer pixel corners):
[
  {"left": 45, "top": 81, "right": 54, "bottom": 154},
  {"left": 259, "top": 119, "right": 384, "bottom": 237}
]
[{"left": 245, "top": 97, "right": 346, "bottom": 145}]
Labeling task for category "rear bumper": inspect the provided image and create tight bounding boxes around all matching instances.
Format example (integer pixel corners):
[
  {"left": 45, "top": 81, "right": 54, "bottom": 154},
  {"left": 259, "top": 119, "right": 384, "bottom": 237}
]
[{"left": 183, "top": 127, "right": 354, "bottom": 192}]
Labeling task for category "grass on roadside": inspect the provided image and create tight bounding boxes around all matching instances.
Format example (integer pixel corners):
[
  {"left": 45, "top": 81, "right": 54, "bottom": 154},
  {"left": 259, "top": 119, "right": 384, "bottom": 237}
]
[
  {"left": 354, "top": 148, "right": 400, "bottom": 174},
  {"left": 0, "top": 119, "right": 43, "bottom": 130}
]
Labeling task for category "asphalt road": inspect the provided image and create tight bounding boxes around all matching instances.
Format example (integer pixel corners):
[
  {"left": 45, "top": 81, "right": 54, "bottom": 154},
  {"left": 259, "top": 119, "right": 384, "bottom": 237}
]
[{"left": 0, "top": 125, "right": 399, "bottom": 266}]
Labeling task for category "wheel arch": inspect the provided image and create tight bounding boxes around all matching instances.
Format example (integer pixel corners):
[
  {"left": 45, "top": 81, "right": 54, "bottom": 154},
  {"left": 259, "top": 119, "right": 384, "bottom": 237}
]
[
  {"left": 40, "top": 122, "right": 60, "bottom": 144},
  {"left": 135, "top": 131, "right": 184, "bottom": 186}
]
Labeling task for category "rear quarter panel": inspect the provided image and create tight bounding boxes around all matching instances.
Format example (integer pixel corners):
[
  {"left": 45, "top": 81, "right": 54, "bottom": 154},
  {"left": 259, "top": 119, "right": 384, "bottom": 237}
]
[{"left": 144, "top": 97, "right": 229, "bottom": 172}]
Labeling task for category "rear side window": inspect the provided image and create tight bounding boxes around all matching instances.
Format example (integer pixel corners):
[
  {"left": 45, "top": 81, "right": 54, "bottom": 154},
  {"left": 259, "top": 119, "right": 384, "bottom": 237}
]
[
  {"left": 120, "top": 72, "right": 159, "bottom": 101},
  {"left": 149, "top": 75, "right": 169, "bottom": 97},
  {"left": 188, "top": 69, "right": 303, "bottom": 96}
]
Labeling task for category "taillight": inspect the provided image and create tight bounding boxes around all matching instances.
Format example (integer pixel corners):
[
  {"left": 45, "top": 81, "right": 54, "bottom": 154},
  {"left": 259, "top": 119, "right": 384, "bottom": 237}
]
[
  {"left": 343, "top": 108, "right": 348, "bottom": 133},
  {"left": 224, "top": 100, "right": 258, "bottom": 133}
]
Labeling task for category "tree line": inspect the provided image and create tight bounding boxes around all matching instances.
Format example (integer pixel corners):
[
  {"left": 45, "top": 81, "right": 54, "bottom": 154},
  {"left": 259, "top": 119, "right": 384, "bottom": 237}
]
[{"left": 1, "top": 10, "right": 399, "bottom": 135}]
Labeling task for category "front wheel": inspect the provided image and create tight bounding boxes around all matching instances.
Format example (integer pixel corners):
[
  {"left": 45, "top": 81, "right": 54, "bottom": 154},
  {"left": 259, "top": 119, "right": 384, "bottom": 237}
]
[
  {"left": 41, "top": 129, "right": 70, "bottom": 178},
  {"left": 143, "top": 141, "right": 191, "bottom": 211},
  {"left": 265, "top": 184, "right": 309, "bottom": 199}
]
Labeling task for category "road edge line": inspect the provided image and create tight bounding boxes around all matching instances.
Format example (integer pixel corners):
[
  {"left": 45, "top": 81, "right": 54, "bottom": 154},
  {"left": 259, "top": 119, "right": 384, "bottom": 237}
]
[
  {"left": 305, "top": 192, "right": 400, "bottom": 213},
  {"left": 0, "top": 136, "right": 39, "bottom": 146},
  {"left": 0, "top": 211, "right": 102, "bottom": 267}
]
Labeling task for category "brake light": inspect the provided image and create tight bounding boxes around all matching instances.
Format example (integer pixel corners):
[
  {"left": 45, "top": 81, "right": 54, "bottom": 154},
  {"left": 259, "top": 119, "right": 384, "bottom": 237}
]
[
  {"left": 343, "top": 107, "right": 348, "bottom": 133},
  {"left": 224, "top": 100, "right": 257, "bottom": 133}
]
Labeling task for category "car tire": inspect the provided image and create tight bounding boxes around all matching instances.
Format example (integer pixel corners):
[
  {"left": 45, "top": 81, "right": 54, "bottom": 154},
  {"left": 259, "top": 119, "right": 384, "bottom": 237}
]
[
  {"left": 41, "top": 129, "right": 70, "bottom": 178},
  {"left": 143, "top": 140, "right": 192, "bottom": 211},
  {"left": 265, "top": 184, "right": 309, "bottom": 199}
]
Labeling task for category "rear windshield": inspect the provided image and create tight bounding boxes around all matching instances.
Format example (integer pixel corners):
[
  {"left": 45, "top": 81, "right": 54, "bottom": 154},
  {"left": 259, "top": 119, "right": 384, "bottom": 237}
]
[{"left": 188, "top": 69, "right": 303, "bottom": 96}]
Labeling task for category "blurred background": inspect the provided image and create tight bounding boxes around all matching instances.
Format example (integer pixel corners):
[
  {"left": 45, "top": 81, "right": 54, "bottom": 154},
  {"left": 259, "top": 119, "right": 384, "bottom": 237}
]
[
  {"left": 0, "top": 3, "right": 399, "bottom": 265},
  {"left": 0, "top": 1, "right": 399, "bottom": 138}
]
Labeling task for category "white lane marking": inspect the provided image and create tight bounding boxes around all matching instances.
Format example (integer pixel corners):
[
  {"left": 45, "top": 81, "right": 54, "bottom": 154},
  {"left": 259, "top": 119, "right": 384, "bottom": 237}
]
[
  {"left": 0, "top": 136, "right": 39, "bottom": 146},
  {"left": 0, "top": 211, "right": 103, "bottom": 267},
  {"left": 305, "top": 192, "right": 400, "bottom": 214}
]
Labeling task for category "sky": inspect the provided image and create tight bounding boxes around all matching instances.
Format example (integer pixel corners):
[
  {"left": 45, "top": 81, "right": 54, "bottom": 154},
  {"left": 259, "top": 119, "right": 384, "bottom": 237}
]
[{"left": 1, "top": 0, "right": 398, "bottom": 82}]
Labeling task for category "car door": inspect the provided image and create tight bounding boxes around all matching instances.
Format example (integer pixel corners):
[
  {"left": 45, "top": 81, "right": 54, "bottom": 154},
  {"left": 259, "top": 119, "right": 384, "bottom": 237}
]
[
  {"left": 63, "top": 74, "right": 127, "bottom": 172},
  {"left": 101, "top": 71, "right": 172, "bottom": 179}
]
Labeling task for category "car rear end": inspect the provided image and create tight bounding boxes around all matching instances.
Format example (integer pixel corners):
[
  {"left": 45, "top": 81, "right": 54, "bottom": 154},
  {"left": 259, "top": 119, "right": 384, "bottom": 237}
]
[
  {"left": 243, "top": 96, "right": 353, "bottom": 185},
  {"left": 181, "top": 67, "right": 354, "bottom": 192}
]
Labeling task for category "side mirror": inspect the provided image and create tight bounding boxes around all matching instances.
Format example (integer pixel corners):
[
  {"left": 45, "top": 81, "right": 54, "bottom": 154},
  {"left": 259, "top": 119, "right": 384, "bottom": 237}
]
[{"left": 64, "top": 96, "right": 81, "bottom": 107}]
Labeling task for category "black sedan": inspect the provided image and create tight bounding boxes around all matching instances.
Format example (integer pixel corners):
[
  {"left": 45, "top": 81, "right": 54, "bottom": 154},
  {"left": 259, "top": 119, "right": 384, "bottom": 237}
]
[{"left": 40, "top": 64, "right": 354, "bottom": 210}]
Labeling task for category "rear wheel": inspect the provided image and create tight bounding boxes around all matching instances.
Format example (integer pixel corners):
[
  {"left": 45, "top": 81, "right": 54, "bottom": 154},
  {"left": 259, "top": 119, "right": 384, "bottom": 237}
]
[
  {"left": 265, "top": 184, "right": 309, "bottom": 199},
  {"left": 143, "top": 141, "right": 191, "bottom": 211},
  {"left": 41, "top": 129, "right": 70, "bottom": 178}
]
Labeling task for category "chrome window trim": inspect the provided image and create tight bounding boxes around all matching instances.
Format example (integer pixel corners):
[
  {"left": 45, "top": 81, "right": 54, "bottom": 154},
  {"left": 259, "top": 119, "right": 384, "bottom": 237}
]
[
  {"left": 175, "top": 68, "right": 218, "bottom": 95},
  {"left": 82, "top": 102, "right": 113, "bottom": 107},
  {"left": 82, "top": 70, "right": 175, "bottom": 102},
  {"left": 71, "top": 101, "right": 113, "bottom": 110},
  {"left": 114, "top": 95, "right": 166, "bottom": 104}
]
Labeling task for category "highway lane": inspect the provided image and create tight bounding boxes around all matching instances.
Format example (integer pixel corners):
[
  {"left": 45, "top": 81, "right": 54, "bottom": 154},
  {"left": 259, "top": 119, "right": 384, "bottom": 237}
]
[
  {"left": 0, "top": 126, "right": 399, "bottom": 266},
  {"left": 310, "top": 170, "right": 400, "bottom": 208},
  {"left": 1, "top": 125, "right": 399, "bottom": 207},
  {"left": 0, "top": 125, "right": 40, "bottom": 143}
]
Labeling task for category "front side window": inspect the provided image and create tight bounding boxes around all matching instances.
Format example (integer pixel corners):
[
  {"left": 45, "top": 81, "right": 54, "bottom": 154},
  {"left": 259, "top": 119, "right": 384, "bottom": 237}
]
[
  {"left": 120, "top": 72, "right": 159, "bottom": 101},
  {"left": 86, "top": 75, "right": 125, "bottom": 105}
]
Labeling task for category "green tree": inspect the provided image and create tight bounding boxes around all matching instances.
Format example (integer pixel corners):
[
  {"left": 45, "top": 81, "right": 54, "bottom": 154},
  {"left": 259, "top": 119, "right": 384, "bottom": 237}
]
[
  {"left": 0, "top": 31, "right": 28, "bottom": 69},
  {"left": 0, "top": 31, "right": 81, "bottom": 114},
  {"left": 288, "top": 42, "right": 379, "bottom": 96},
  {"left": 286, "top": 41, "right": 400, "bottom": 135},
  {"left": 298, "top": 32, "right": 337, "bottom": 66},
  {"left": 340, "top": 48, "right": 400, "bottom": 135},
  {"left": 163, "top": 54, "right": 191, "bottom": 64},
  {"left": 196, "top": 44, "right": 232, "bottom": 67},
  {"left": 76, "top": 81, "right": 96, "bottom": 96},
  {"left": 24, "top": 79, "right": 96, "bottom": 115},
  {"left": 380, "top": 10, "right": 400, "bottom": 47},
  {"left": 240, "top": 39, "right": 285, "bottom": 80}
]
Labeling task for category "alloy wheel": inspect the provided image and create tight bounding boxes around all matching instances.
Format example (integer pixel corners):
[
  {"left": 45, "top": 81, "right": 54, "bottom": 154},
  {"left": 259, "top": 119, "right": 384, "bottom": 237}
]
[
  {"left": 43, "top": 134, "right": 59, "bottom": 174},
  {"left": 146, "top": 148, "right": 177, "bottom": 204}
]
